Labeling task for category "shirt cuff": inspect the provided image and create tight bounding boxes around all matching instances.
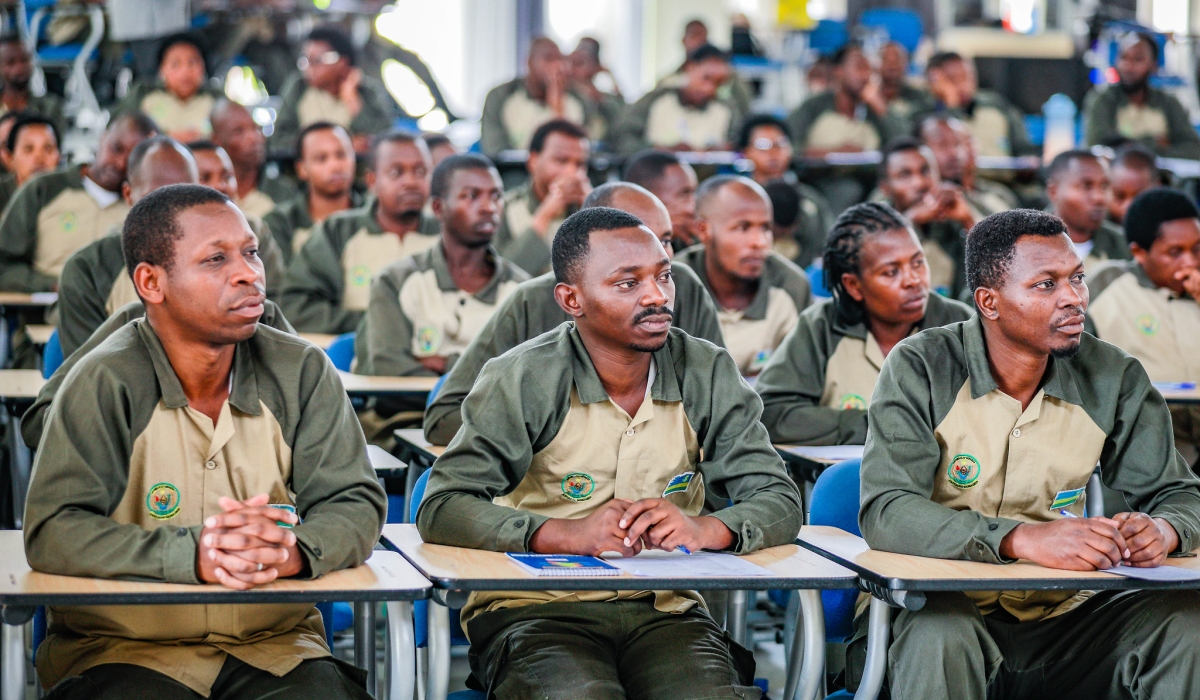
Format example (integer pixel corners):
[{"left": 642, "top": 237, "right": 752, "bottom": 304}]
[
  {"left": 293, "top": 526, "right": 327, "bottom": 579},
  {"left": 163, "top": 525, "right": 202, "bottom": 584},
  {"left": 508, "top": 512, "right": 550, "bottom": 552},
  {"left": 970, "top": 517, "right": 1022, "bottom": 564},
  {"left": 708, "top": 510, "right": 758, "bottom": 554},
  {"left": 1153, "top": 512, "right": 1197, "bottom": 553}
]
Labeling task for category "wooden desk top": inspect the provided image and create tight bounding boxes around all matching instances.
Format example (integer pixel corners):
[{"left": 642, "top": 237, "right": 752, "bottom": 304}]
[
  {"left": 1158, "top": 387, "right": 1200, "bottom": 405},
  {"left": 0, "top": 292, "right": 57, "bottom": 307},
  {"left": 0, "top": 532, "right": 429, "bottom": 606},
  {"left": 394, "top": 428, "right": 445, "bottom": 461},
  {"left": 299, "top": 333, "right": 338, "bottom": 348},
  {"left": 384, "top": 524, "right": 855, "bottom": 592},
  {"left": 776, "top": 444, "right": 864, "bottom": 466},
  {"left": 799, "top": 525, "right": 1200, "bottom": 592},
  {"left": 337, "top": 372, "right": 439, "bottom": 396},
  {"left": 0, "top": 369, "right": 45, "bottom": 400},
  {"left": 26, "top": 324, "right": 54, "bottom": 345},
  {"left": 368, "top": 444, "right": 406, "bottom": 478}
]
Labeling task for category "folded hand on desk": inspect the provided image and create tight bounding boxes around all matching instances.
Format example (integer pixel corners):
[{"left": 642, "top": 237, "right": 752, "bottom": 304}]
[
  {"left": 619, "top": 498, "right": 734, "bottom": 554},
  {"left": 1112, "top": 512, "right": 1180, "bottom": 568},
  {"left": 1000, "top": 516, "right": 1131, "bottom": 571},
  {"left": 196, "top": 494, "right": 305, "bottom": 590}
]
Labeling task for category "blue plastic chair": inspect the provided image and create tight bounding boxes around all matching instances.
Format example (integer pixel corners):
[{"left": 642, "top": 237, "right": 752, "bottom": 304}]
[
  {"left": 808, "top": 19, "right": 849, "bottom": 55},
  {"left": 809, "top": 458, "right": 862, "bottom": 641},
  {"left": 426, "top": 373, "right": 449, "bottom": 409},
  {"left": 41, "top": 328, "right": 63, "bottom": 379},
  {"left": 806, "top": 264, "right": 832, "bottom": 299},
  {"left": 859, "top": 8, "right": 924, "bottom": 53},
  {"left": 324, "top": 332, "right": 357, "bottom": 372}
]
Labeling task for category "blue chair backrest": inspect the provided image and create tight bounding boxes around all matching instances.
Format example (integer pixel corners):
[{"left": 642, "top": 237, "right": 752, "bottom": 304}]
[
  {"left": 808, "top": 19, "right": 849, "bottom": 55},
  {"left": 806, "top": 264, "right": 831, "bottom": 299},
  {"left": 410, "top": 468, "right": 469, "bottom": 647},
  {"left": 859, "top": 8, "right": 924, "bottom": 53},
  {"left": 324, "top": 332, "right": 356, "bottom": 372},
  {"left": 426, "top": 373, "right": 449, "bottom": 409},
  {"left": 808, "top": 458, "right": 862, "bottom": 640},
  {"left": 42, "top": 328, "right": 63, "bottom": 379}
]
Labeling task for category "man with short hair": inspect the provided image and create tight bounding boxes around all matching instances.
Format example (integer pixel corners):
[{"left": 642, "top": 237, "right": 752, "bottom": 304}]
[
  {"left": 624, "top": 149, "right": 699, "bottom": 251},
  {"left": 567, "top": 37, "right": 625, "bottom": 142},
  {"left": 677, "top": 175, "right": 812, "bottom": 375},
  {"left": 1089, "top": 187, "right": 1200, "bottom": 463},
  {"left": 614, "top": 44, "right": 738, "bottom": 154},
  {"left": 282, "top": 131, "right": 439, "bottom": 334},
  {"left": 918, "top": 114, "right": 1019, "bottom": 218},
  {"left": 1107, "top": 145, "right": 1160, "bottom": 226},
  {"left": 494, "top": 119, "right": 591, "bottom": 275},
  {"left": 423, "top": 181, "right": 724, "bottom": 445},
  {"left": 1045, "top": 149, "right": 1130, "bottom": 271},
  {"left": 878, "top": 137, "right": 975, "bottom": 298},
  {"left": 1084, "top": 32, "right": 1200, "bottom": 158},
  {"left": 271, "top": 24, "right": 396, "bottom": 154},
  {"left": 923, "top": 51, "right": 1034, "bottom": 157},
  {"left": 787, "top": 42, "right": 899, "bottom": 158},
  {"left": 264, "top": 122, "right": 362, "bottom": 264},
  {"left": 480, "top": 37, "right": 593, "bottom": 156},
  {"left": 0, "top": 113, "right": 156, "bottom": 291},
  {"left": 0, "top": 34, "right": 64, "bottom": 130},
  {"left": 878, "top": 41, "right": 932, "bottom": 126},
  {"left": 854, "top": 207, "right": 1200, "bottom": 698},
  {"left": 417, "top": 206, "right": 802, "bottom": 699},
  {"left": 24, "top": 184, "right": 385, "bottom": 699},
  {"left": 211, "top": 98, "right": 298, "bottom": 218},
  {"left": 0, "top": 114, "right": 60, "bottom": 212}
]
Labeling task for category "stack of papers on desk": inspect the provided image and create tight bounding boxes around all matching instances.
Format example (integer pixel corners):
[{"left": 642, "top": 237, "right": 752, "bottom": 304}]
[
  {"left": 786, "top": 445, "right": 865, "bottom": 462},
  {"left": 1107, "top": 564, "right": 1200, "bottom": 582},
  {"left": 603, "top": 550, "right": 773, "bottom": 577}
]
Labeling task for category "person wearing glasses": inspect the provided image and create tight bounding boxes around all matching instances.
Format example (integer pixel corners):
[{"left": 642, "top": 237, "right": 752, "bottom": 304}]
[
  {"left": 737, "top": 114, "right": 835, "bottom": 267},
  {"left": 271, "top": 25, "right": 396, "bottom": 155}
]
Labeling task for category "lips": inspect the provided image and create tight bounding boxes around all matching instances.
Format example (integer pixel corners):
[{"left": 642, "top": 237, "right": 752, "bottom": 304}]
[
  {"left": 900, "top": 295, "right": 926, "bottom": 310},
  {"left": 1055, "top": 314, "right": 1086, "bottom": 334},
  {"left": 635, "top": 314, "right": 673, "bottom": 333},
  {"left": 230, "top": 294, "right": 265, "bottom": 317}
]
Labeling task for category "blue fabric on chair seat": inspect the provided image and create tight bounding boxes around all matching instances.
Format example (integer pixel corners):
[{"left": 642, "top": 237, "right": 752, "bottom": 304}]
[
  {"left": 809, "top": 459, "right": 863, "bottom": 641},
  {"left": 324, "top": 332, "right": 356, "bottom": 372},
  {"left": 42, "top": 328, "right": 63, "bottom": 379},
  {"left": 411, "top": 469, "right": 470, "bottom": 647}
]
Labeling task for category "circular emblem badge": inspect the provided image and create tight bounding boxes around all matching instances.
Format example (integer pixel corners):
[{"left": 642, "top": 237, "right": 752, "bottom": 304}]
[
  {"left": 350, "top": 264, "right": 371, "bottom": 287},
  {"left": 561, "top": 473, "right": 595, "bottom": 502},
  {"left": 417, "top": 326, "right": 440, "bottom": 354},
  {"left": 60, "top": 212, "right": 77, "bottom": 233},
  {"left": 1135, "top": 314, "right": 1159, "bottom": 337},
  {"left": 947, "top": 454, "right": 981, "bottom": 489},
  {"left": 146, "top": 482, "right": 181, "bottom": 519},
  {"left": 840, "top": 393, "right": 867, "bottom": 410}
]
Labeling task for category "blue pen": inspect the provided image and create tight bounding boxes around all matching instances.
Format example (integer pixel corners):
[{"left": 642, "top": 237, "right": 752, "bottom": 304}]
[
  {"left": 676, "top": 545, "right": 692, "bottom": 555},
  {"left": 1059, "top": 509, "right": 1077, "bottom": 518}
]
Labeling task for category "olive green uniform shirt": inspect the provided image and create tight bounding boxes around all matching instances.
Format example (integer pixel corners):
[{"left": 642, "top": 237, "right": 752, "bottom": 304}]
[
  {"left": 612, "top": 86, "right": 740, "bottom": 155},
  {"left": 1044, "top": 205, "right": 1131, "bottom": 271},
  {"left": 354, "top": 243, "right": 528, "bottom": 377},
  {"left": 0, "top": 172, "right": 17, "bottom": 214},
  {"left": 280, "top": 200, "right": 441, "bottom": 334},
  {"left": 263, "top": 190, "right": 365, "bottom": 265},
  {"left": 914, "top": 91, "right": 1036, "bottom": 157},
  {"left": 270, "top": 73, "right": 396, "bottom": 152},
  {"left": 3, "top": 91, "right": 66, "bottom": 134},
  {"left": 771, "top": 173, "right": 836, "bottom": 270},
  {"left": 23, "top": 319, "right": 385, "bottom": 695},
  {"left": 967, "top": 178, "right": 1021, "bottom": 218},
  {"left": 416, "top": 324, "right": 803, "bottom": 627},
  {"left": 1083, "top": 85, "right": 1200, "bottom": 159},
  {"left": 756, "top": 294, "right": 973, "bottom": 445},
  {"left": 56, "top": 215, "right": 286, "bottom": 357},
  {"left": 885, "top": 82, "right": 935, "bottom": 131},
  {"left": 493, "top": 182, "right": 574, "bottom": 276},
  {"left": 423, "top": 263, "right": 724, "bottom": 445},
  {"left": 113, "top": 81, "right": 223, "bottom": 138},
  {"left": 479, "top": 78, "right": 593, "bottom": 156},
  {"left": 676, "top": 246, "right": 812, "bottom": 375},
  {"left": 860, "top": 316, "right": 1200, "bottom": 622},
  {"left": 0, "top": 165, "right": 130, "bottom": 292},
  {"left": 22, "top": 299, "right": 294, "bottom": 450},
  {"left": 787, "top": 91, "right": 903, "bottom": 154}
]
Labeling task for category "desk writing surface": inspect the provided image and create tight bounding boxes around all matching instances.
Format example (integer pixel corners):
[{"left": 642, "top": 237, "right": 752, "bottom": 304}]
[
  {"left": 1158, "top": 387, "right": 1200, "bottom": 405},
  {"left": 394, "top": 428, "right": 446, "bottom": 460},
  {"left": 777, "top": 445, "right": 864, "bottom": 466},
  {"left": 368, "top": 444, "right": 406, "bottom": 477},
  {"left": 0, "top": 292, "right": 56, "bottom": 307},
  {"left": 383, "top": 524, "right": 854, "bottom": 591},
  {"left": 25, "top": 325, "right": 54, "bottom": 346},
  {"left": 337, "top": 372, "right": 439, "bottom": 396},
  {"left": 799, "top": 525, "right": 1200, "bottom": 592},
  {"left": 0, "top": 370, "right": 46, "bottom": 400},
  {"left": 299, "top": 333, "right": 338, "bottom": 348},
  {"left": 0, "top": 531, "right": 428, "bottom": 606}
]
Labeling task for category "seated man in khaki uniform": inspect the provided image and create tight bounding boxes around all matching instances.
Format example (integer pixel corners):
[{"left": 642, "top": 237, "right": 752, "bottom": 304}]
[
  {"left": 494, "top": 119, "right": 591, "bottom": 275},
  {"left": 1107, "top": 145, "right": 1160, "bottom": 226},
  {"left": 417, "top": 206, "right": 803, "bottom": 699},
  {"left": 854, "top": 208, "right": 1200, "bottom": 698},
  {"left": 614, "top": 44, "right": 738, "bottom": 154},
  {"left": 24, "top": 183, "right": 385, "bottom": 699},
  {"left": 1089, "top": 188, "right": 1200, "bottom": 465},
  {"left": 423, "top": 181, "right": 724, "bottom": 445},
  {"left": 264, "top": 122, "right": 362, "bottom": 264},
  {"left": 282, "top": 131, "right": 440, "bottom": 334},
  {"left": 0, "top": 35, "right": 64, "bottom": 132},
  {"left": 1045, "top": 150, "right": 1131, "bottom": 271},
  {"left": 878, "top": 41, "right": 933, "bottom": 128},
  {"left": 624, "top": 149, "right": 699, "bottom": 252},
  {"left": 756, "top": 202, "right": 972, "bottom": 445},
  {"left": 0, "top": 112, "right": 156, "bottom": 292},
  {"left": 1084, "top": 32, "right": 1200, "bottom": 159},
  {"left": 879, "top": 137, "right": 975, "bottom": 298},
  {"left": 211, "top": 99, "right": 298, "bottom": 219},
  {"left": 676, "top": 175, "right": 812, "bottom": 375},
  {"left": 922, "top": 51, "right": 1035, "bottom": 157},
  {"left": 480, "top": 37, "right": 592, "bottom": 156},
  {"left": 114, "top": 33, "right": 222, "bottom": 143},
  {"left": 919, "top": 114, "right": 1020, "bottom": 218}
]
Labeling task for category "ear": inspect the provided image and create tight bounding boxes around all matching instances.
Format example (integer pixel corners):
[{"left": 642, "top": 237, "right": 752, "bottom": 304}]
[
  {"left": 430, "top": 196, "right": 444, "bottom": 219},
  {"left": 295, "top": 159, "right": 309, "bottom": 183},
  {"left": 526, "top": 152, "right": 539, "bottom": 173},
  {"left": 0, "top": 149, "right": 11, "bottom": 172},
  {"left": 973, "top": 286, "right": 999, "bottom": 321},
  {"left": 694, "top": 217, "right": 712, "bottom": 245},
  {"left": 553, "top": 281, "right": 584, "bottom": 319},
  {"left": 841, "top": 272, "right": 866, "bottom": 302},
  {"left": 132, "top": 262, "right": 165, "bottom": 306},
  {"left": 365, "top": 169, "right": 376, "bottom": 193},
  {"left": 122, "top": 181, "right": 133, "bottom": 206},
  {"left": 1045, "top": 179, "right": 1058, "bottom": 200},
  {"left": 1130, "top": 242, "right": 1148, "bottom": 267}
]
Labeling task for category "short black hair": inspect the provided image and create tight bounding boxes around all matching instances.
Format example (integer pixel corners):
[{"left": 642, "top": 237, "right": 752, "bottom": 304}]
[
  {"left": 1112, "top": 143, "right": 1159, "bottom": 176},
  {"left": 1124, "top": 31, "right": 1160, "bottom": 62},
  {"left": 833, "top": 42, "right": 864, "bottom": 66},
  {"left": 824, "top": 202, "right": 912, "bottom": 325},
  {"left": 624, "top": 150, "right": 684, "bottom": 188},
  {"left": 763, "top": 180, "right": 800, "bottom": 228},
  {"left": 1124, "top": 188, "right": 1199, "bottom": 251},
  {"left": 297, "top": 121, "right": 349, "bottom": 159},
  {"left": 307, "top": 24, "right": 356, "bottom": 66},
  {"left": 695, "top": 174, "right": 762, "bottom": 216},
  {"left": 737, "top": 113, "right": 791, "bottom": 150},
  {"left": 965, "top": 209, "right": 1068, "bottom": 291},
  {"left": 122, "top": 184, "right": 232, "bottom": 278},
  {"left": 1045, "top": 149, "right": 1100, "bottom": 183},
  {"left": 0, "top": 33, "right": 21, "bottom": 48},
  {"left": 185, "top": 139, "right": 219, "bottom": 153},
  {"left": 422, "top": 133, "right": 452, "bottom": 151},
  {"left": 880, "top": 136, "right": 925, "bottom": 177},
  {"left": 685, "top": 43, "right": 729, "bottom": 65},
  {"left": 529, "top": 119, "right": 589, "bottom": 154},
  {"left": 583, "top": 181, "right": 655, "bottom": 209},
  {"left": 926, "top": 51, "right": 964, "bottom": 73},
  {"left": 111, "top": 111, "right": 159, "bottom": 139},
  {"left": 127, "top": 135, "right": 186, "bottom": 182},
  {"left": 156, "top": 32, "right": 206, "bottom": 72},
  {"left": 6, "top": 114, "right": 58, "bottom": 153},
  {"left": 430, "top": 153, "right": 496, "bottom": 200},
  {"left": 370, "top": 130, "right": 424, "bottom": 169},
  {"left": 551, "top": 207, "right": 645, "bottom": 284}
]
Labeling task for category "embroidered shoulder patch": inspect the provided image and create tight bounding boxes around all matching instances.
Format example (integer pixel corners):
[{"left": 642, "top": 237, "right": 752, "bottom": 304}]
[
  {"left": 947, "top": 454, "right": 981, "bottom": 489},
  {"left": 561, "top": 473, "right": 595, "bottom": 502},
  {"left": 146, "top": 482, "right": 181, "bottom": 520},
  {"left": 1135, "top": 314, "right": 1159, "bottom": 336}
]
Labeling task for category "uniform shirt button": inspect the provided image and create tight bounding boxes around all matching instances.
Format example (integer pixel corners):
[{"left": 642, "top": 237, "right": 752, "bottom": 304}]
[
  {"left": 1011, "top": 428, "right": 1021, "bottom": 438},
  {"left": 177, "top": 528, "right": 188, "bottom": 536},
  {"left": 625, "top": 429, "right": 635, "bottom": 437},
  {"left": 205, "top": 460, "right": 217, "bottom": 470},
  {"left": 513, "top": 519, "right": 525, "bottom": 528},
  {"left": 988, "top": 523, "right": 998, "bottom": 531}
]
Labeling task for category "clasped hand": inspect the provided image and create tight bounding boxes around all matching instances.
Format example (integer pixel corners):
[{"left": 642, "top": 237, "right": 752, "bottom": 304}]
[
  {"left": 1000, "top": 512, "right": 1180, "bottom": 571},
  {"left": 196, "top": 493, "right": 304, "bottom": 590},
  {"left": 530, "top": 498, "right": 733, "bottom": 557}
]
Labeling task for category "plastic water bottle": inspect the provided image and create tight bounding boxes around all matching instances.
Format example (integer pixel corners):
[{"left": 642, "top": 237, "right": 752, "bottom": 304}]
[{"left": 1042, "top": 93, "right": 1077, "bottom": 162}]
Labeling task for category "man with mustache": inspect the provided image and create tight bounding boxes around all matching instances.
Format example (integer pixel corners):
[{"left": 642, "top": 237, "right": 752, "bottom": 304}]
[
  {"left": 1045, "top": 150, "right": 1130, "bottom": 271},
  {"left": 24, "top": 184, "right": 385, "bottom": 699},
  {"left": 1084, "top": 31, "right": 1200, "bottom": 159},
  {"left": 676, "top": 175, "right": 811, "bottom": 375},
  {"left": 852, "top": 208, "right": 1200, "bottom": 698},
  {"left": 417, "top": 206, "right": 802, "bottom": 699},
  {"left": 282, "top": 131, "right": 440, "bottom": 334},
  {"left": 423, "top": 181, "right": 723, "bottom": 445}
]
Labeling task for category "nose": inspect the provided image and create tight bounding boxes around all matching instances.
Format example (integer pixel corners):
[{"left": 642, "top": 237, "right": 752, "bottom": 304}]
[
  {"left": 644, "top": 278, "right": 670, "bottom": 308},
  {"left": 231, "top": 251, "right": 264, "bottom": 287}
]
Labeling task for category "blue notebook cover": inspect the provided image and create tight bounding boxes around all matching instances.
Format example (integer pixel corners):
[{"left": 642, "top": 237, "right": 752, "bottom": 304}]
[{"left": 507, "top": 553, "right": 621, "bottom": 576}]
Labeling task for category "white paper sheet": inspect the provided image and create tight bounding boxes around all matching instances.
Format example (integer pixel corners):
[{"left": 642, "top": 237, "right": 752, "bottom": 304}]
[
  {"left": 602, "top": 551, "right": 774, "bottom": 578},
  {"left": 785, "top": 445, "right": 865, "bottom": 462},
  {"left": 1107, "top": 564, "right": 1200, "bottom": 582}
]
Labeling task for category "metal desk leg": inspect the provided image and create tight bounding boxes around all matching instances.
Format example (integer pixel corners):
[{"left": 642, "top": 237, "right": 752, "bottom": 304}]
[
  {"left": 355, "top": 602, "right": 377, "bottom": 697},
  {"left": 385, "top": 601, "right": 415, "bottom": 700},
  {"left": 2, "top": 621, "right": 24, "bottom": 700},
  {"left": 727, "top": 590, "right": 748, "bottom": 645},
  {"left": 855, "top": 597, "right": 891, "bottom": 700},
  {"left": 782, "top": 590, "right": 825, "bottom": 700},
  {"left": 427, "top": 603, "right": 450, "bottom": 700}
]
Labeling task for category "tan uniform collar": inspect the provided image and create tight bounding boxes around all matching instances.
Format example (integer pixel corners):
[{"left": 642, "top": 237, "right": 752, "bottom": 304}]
[
  {"left": 428, "top": 241, "right": 509, "bottom": 304},
  {"left": 135, "top": 318, "right": 263, "bottom": 416},
  {"left": 963, "top": 315, "right": 1080, "bottom": 406},
  {"left": 567, "top": 325, "right": 682, "bottom": 405}
]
